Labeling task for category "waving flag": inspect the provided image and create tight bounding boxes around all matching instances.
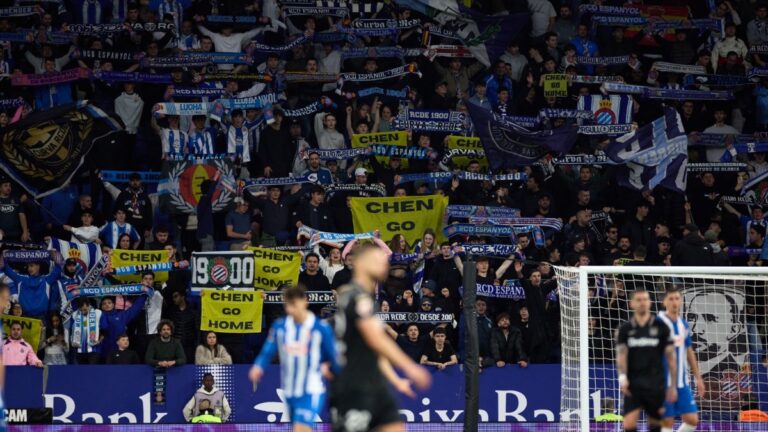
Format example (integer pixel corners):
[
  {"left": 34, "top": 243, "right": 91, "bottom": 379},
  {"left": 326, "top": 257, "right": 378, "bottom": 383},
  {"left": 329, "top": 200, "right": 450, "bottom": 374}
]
[
  {"left": 0, "top": 102, "right": 121, "bottom": 198},
  {"left": 466, "top": 101, "right": 578, "bottom": 169},
  {"left": 577, "top": 95, "right": 633, "bottom": 125},
  {"left": 604, "top": 108, "right": 688, "bottom": 193},
  {"left": 47, "top": 237, "right": 102, "bottom": 273},
  {"left": 394, "top": 0, "right": 529, "bottom": 66}
]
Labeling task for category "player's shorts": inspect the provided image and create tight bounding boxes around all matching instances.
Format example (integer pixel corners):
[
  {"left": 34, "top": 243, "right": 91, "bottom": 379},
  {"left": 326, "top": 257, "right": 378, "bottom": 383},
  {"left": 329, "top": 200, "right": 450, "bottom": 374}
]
[
  {"left": 664, "top": 385, "right": 698, "bottom": 418},
  {"left": 624, "top": 387, "right": 666, "bottom": 420},
  {"left": 330, "top": 385, "right": 401, "bottom": 432},
  {"left": 286, "top": 394, "right": 325, "bottom": 427}
]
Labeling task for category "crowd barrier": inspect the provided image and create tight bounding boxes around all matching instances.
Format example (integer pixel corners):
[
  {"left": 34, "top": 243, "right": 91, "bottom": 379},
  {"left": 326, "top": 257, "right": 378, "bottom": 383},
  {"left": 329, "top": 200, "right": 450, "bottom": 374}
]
[
  {"left": 5, "top": 364, "right": 559, "bottom": 424},
  {"left": 6, "top": 363, "right": 768, "bottom": 426}
]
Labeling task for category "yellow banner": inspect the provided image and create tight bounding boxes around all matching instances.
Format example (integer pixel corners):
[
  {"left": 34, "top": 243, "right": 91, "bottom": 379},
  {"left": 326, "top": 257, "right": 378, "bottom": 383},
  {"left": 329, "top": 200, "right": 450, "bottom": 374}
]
[
  {"left": 446, "top": 135, "right": 488, "bottom": 170},
  {"left": 200, "top": 289, "right": 263, "bottom": 333},
  {"left": 111, "top": 249, "right": 170, "bottom": 282},
  {"left": 543, "top": 74, "right": 568, "bottom": 98},
  {"left": 246, "top": 247, "right": 301, "bottom": 290},
  {"left": 350, "top": 195, "right": 448, "bottom": 246},
  {"left": 351, "top": 130, "right": 409, "bottom": 170},
  {"left": 2, "top": 314, "right": 42, "bottom": 351}
]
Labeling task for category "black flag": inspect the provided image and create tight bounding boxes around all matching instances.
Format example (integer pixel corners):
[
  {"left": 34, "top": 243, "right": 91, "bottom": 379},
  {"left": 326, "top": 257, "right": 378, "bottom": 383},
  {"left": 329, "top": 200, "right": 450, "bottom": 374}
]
[{"left": 0, "top": 102, "right": 121, "bottom": 198}]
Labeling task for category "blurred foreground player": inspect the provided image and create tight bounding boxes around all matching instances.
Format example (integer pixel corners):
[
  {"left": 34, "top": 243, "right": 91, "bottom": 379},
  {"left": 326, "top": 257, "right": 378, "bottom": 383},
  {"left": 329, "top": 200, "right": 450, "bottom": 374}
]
[
  {"left": 250, "top": 284, "right": 337, "bottom": 432},
  {"left": 331, "top": 244, "right": 431, "bottom": 432},
  {"left": 616, "top": 288, "right": 677, "bottom": 432},
  {"left": 659, "top": 288, "right": 705, "bottom": 432}
]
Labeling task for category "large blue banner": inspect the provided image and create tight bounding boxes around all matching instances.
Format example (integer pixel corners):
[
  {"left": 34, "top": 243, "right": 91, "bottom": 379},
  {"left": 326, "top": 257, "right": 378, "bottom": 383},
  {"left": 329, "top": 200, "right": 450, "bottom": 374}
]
[
  {"left": 8, "top": 363, "right": 767, "bottom": 424},
  {"left": 5, "top": 365, "right": 561, "bottom": 424}
]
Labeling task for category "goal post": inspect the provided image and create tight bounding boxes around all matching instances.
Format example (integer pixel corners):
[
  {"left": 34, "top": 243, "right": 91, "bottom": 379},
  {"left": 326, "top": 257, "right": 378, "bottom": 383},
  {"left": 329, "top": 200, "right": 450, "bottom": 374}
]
[{"left": 554, "top": 265, "right": 768, "bottom": 431}]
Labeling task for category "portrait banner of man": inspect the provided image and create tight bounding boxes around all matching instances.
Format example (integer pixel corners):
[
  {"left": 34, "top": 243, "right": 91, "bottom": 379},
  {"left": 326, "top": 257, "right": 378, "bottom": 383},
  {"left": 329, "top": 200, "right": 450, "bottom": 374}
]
[{"left": 683, "top": 286, "right": 750, "bottom": 411}]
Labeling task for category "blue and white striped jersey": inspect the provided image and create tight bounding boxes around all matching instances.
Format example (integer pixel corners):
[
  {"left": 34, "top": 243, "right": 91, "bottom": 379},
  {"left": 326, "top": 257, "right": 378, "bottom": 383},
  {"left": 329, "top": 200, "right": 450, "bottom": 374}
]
[
  {"left": 658, "top": 311, "right": 692, "bottom": 389},
  {"left": 254, "top": 313, "right": 338, "bottom": 398}
]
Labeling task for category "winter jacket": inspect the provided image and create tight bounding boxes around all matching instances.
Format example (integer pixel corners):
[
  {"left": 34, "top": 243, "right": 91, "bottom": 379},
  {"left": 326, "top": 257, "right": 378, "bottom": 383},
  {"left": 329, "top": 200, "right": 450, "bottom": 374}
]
[
  {"left": 490, "top": 327, "right": 527, "bottom": 363},
  {"left": 671, "top": 233, "right": 714, "bottom": 266},
  {"left": 195, "top": 344, "right": 233, "bottom": 365}
]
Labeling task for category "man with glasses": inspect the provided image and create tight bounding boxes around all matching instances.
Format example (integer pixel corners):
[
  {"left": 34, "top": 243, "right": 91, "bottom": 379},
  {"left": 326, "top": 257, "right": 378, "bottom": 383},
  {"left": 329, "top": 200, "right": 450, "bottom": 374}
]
[{"left": 599, "top": 224, "right": 620, "bottom": 264}]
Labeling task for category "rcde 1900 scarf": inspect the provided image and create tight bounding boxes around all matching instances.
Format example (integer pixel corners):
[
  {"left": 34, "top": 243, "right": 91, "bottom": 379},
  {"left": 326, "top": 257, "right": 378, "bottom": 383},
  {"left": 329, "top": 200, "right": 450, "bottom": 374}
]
[{"left": 395, "top": 171, "right": 527, "bottom": 184}]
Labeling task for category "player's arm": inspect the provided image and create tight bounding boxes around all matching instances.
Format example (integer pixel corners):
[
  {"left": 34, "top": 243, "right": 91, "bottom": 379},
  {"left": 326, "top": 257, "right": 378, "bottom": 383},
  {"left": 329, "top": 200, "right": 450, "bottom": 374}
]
[
  {"left": 378, "top": 357, "right": 417, "bottom": 398},
  {"left": 250, "top": 323, "right": 279, "bottom": 383},
  {"left": 616, "top": 343, "right": 629, "bottom": 395},
  {"left": 615, "top": 324, "right": 630, "bottom": 395},
  {"left": 687, "top": 347, "right": 706, "bottom": 394},
  {"left": 357, "top": 315, "right": 431, "bottom": 390},
  {"left": 663, "top": 325, "right": 678, "bottom": 404}
]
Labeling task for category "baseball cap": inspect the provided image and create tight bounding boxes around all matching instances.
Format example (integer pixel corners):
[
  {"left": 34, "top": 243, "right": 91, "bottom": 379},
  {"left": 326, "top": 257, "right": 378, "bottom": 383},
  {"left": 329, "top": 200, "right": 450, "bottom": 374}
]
[
  {"left": 354, "top": 167, "right": 368, "bottom": 176},
  {"left": 421, "top": 279, "right": 436, "bottom": 291}
]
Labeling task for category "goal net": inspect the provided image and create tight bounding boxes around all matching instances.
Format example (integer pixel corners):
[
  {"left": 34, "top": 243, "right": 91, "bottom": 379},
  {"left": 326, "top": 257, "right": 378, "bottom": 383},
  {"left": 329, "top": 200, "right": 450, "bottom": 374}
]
[{"left": 553, "top": 266, "right": 768, "bottom": 431}]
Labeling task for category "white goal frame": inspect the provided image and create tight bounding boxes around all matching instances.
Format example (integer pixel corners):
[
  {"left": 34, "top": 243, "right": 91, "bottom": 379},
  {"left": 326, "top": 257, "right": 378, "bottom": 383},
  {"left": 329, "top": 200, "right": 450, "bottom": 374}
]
[{"left": 561, "top": 265, "right": 768, "bottom": 432}]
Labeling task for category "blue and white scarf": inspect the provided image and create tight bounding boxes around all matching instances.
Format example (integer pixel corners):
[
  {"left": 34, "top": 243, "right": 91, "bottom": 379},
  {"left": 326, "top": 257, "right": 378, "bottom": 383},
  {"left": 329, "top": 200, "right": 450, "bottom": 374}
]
[
  {"left": 551, "top": 153, "right": 610, "bottom": 165},
  {"left": 445, "top": 205, "right": 521, "bottom": 220},
  {"left": 341, "top": 47, "right": 405, "bottom": 60},
  {"left": 244, "top": 174, "right": 316, "bottom": 188},
  {"left": 340, "top": 63, "right": 421, "bottom": 82},
  {"left": 577, "top": 124, "right": 634, "bottom": 135},
  {"left": 540, "top": 108, "right": 592, "bottom": 120},
  {"left": 643, "top": 87, "right": 733, "bottom": 100},
  {"left": 355, "top": 86, "right": 409, "bottom": 99},
  {"left": 323, "top": 183, "right": 386, "bottom": 198},
  {"left": 576, "top": 55, "right": 628, "bottom": 65},
  {"left": 347, "top": 18, "right": 420, "bottom": 36},
  {"left": 466, "top": 217, "right": 563, "bottom": 231},
  {"left": 2, "top": 249, "right": 52, "bottom": 262},
  {"left": 247, "top": 34, "right": 312, "bottom": 53},
  {"left": 167, "top": 87, "right": 224, "bottom": 99},
  {"left": 395, "top": 171, "right": 527, "bottom": 184},
  {"left": 455, "top": 244, "right": 518, "bottom": 258},
  {"left": 462, "top": 282, "right": 526, "bottom": 300},
  {"left": 443, "top": 223, "right": 515, "bottom": 238}
]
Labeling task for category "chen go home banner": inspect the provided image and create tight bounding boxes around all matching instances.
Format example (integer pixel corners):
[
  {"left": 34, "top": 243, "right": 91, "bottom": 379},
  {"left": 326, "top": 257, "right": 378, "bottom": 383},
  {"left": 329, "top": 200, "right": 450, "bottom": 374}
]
[
  {"left": 200, "top": 289, "right": 263, "bottom": 333},
  {"left": 351, "top": 130, "right": 409, "bottom": 170},
  {"left": 191, "top": 251, "right": 255, "bottom": 293},
  {"left": 246, "top": 247, "right": 301, "bottom": 290},
  {"left": 350, "top": 195, "right": 448, "bottom": 245},
  {"left": 111, "top": 249, "right": 170, "bottom": 282}
]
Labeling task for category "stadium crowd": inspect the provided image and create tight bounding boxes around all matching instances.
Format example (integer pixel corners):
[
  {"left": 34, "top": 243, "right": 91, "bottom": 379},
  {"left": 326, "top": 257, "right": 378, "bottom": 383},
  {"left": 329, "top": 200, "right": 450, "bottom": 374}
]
[{"left": 0, "top": 0, "right": 767, "bottom": 381}]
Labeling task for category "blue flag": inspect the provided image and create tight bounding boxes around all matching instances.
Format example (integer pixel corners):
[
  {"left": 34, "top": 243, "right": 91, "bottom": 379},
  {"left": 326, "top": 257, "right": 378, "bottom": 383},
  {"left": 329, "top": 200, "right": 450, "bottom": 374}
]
[
  {"left": 603, "top": 108, "right": 688, "bottom": 193},
  {"left": 467, "top": 101, "right": 578, "bottom": 169}
]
